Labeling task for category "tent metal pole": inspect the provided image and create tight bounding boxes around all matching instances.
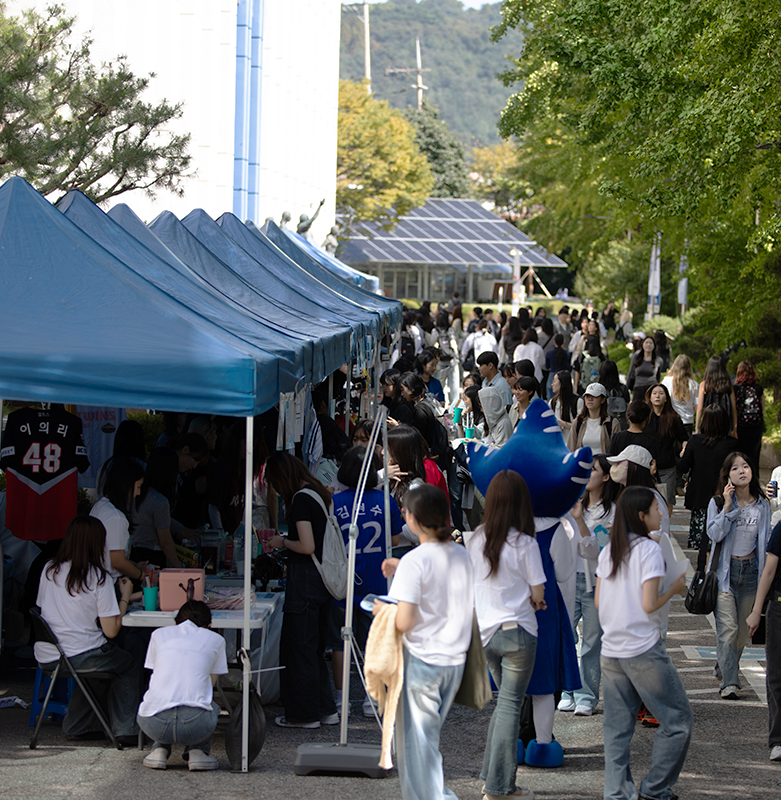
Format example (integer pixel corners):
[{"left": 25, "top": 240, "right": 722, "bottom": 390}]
[
  {"left": 241, "top": 415, "right": 254, "bottom": 772},
  {"left": 382, "top": 412, "right": 392, "bottom": 591},
  {"left": 344, "top": 366, "right": 351, "bottom": 435},
  {"left": 328, "top": 373, "right": 334, "bottom": 419}
]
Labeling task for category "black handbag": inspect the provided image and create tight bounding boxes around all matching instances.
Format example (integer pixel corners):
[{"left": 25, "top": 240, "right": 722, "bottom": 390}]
[{"left": 685, "top": 540, "right": 723, "bottom": 615}]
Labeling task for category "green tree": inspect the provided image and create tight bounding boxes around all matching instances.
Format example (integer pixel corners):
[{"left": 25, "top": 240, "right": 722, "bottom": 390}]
[
  {"left": 405, "top": 99, "right": 470, "bottom": 198},
  {"left": 337, "top": 79, "right": 433, "bottom": 227},
  {"left": 0, "top": 3, "right": 191, "bottom": 202}
]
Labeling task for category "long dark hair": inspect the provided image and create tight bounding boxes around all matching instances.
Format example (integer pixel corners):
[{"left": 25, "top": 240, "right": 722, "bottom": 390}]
[
  {"left": 552, "top": 333, "right": 568, "bottom": 368},
  {"left": 103, "top": 456, "right": 145, "bottom": 515},
  {"left": 265, "top": 452, "right": 331, "bottom": 516},
  {"left": 481, "top": 471, "right": 535, "bottom": 576},
  {"left": 337, "top": 445, "right": 379, "bottom": 490},
  {"left": 46, "top": 516, "right": 108, "bottom": 596},
  {"left": 551, "top": 369, "right": 576, "bottom": 423},
  {"left": 702, "top": 355, "right": 732, "bottom": 395},
  {"left": 386, "top": 425, "right": 427, "bottom": 480},
  {"left": 413, "top": 349, "right": 438, "bottom": 377},
  {"left": 625, "top": 461, "right": 657, "bottom": 490},
  {"left": 575, "top": 388, "right": 608, "bottom": 424},
  {"left": 403, "top": 483, "right": 450, "bottom": 542},
  {"left": 700, "top": 404, "right": 731, "bottom": 447},
  {"left": 521, "top": 327, "right": 538, "bottom": 345},
  {"left": 598, "top": 360, "right": 623, "bottom": 394},
  {"left": 112, "top": 419, "right": 146, "bottom": 461},
  {"left": 137, "top": 447, "right": 178, "bottom": 508},
  {"left": 608, "top": 486, "right": 657, "bottom": 578},
  {"left": 399, "top": 371, "right": 427, "bottom": 401},
  {"left": 644, "top": 383, "right": 681, "bottom": 438},
  {"left": 631, "top": 336, "right": 656, "bottom": 367},
  {"left": 504, "top": 317, "right": 525, "bottom": 352},
  {"left": 583, "top": 454, "right": 623, "bottom": 517},
  {"left": 713, "top": 451, "right": 765, "bottom": 509},
  {"left": 380, "top": 368, "right": 402, "bottom": 405},
  {"left": 464, "top": 385, "right": 486, "bottom": 426}
]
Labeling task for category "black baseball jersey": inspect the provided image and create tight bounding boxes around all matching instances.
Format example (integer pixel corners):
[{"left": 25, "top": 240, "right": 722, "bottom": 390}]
[{"left": 1, "top": 406, "right": 90, "bottom": 541}]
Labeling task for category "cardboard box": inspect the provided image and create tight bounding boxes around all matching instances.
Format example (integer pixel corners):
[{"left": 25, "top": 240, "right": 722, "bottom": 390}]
[{"left": 158, "top": 568, "right": 205, "bottom": 612}]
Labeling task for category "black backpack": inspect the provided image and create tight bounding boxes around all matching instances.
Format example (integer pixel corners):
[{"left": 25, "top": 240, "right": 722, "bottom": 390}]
[{"left": 399, "top": 333, "right": 415, "bottom": 361}]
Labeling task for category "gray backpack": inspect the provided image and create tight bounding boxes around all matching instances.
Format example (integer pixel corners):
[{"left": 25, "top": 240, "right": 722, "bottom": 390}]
[{"left": 298, "top": 488, "right": 349, "bottom": 600}]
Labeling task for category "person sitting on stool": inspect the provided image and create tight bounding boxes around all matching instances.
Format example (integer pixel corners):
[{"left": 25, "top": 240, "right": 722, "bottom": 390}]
[{"left": 137, "top": 600, "right": 228, "bottom": 770}]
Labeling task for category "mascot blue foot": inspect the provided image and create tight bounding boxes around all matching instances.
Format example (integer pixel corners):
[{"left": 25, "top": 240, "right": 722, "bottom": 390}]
[
  {"left": 524, "top": 739, "right": 564, "bottom": 768},
  {"left": 516, "top": 739, "right": 525, "bottom": 764}
]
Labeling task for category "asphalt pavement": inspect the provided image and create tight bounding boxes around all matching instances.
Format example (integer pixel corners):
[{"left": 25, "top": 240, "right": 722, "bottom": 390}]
[{"left": 1, "top": 498, "right": 779, "bottom": 799}]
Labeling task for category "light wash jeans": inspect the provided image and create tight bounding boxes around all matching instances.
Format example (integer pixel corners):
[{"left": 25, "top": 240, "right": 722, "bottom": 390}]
[
  {"left": 714, "top": 555, "right": 758, "bottom": 689},
  {"left": 601, "top": 639, "right": 692, "bottom": 800},
  {"left": 481, "top": 624, "right": 537, "bottom": 796},
  {"left": 560, "top": 572, "right": 603, "bottom": 710},
  {"left": 396, "top": 648, "right": 464, "bottom": 800},
  {"left": 137, "top": 701, "right": 219, "bottom": 755}
]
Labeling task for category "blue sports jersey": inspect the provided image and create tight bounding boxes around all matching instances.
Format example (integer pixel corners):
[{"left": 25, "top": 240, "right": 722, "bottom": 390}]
[{"left": 332, "top": 487, "right": 403, "bottom": 602}]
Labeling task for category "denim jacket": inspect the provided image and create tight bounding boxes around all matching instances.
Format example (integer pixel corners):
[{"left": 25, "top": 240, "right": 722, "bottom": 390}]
[{"left": 706, "top": 496, "right": 772, "bottom": 591}]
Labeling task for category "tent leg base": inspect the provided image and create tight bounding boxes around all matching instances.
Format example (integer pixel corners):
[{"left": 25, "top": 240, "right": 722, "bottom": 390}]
[{"left": 293, "top": 742, "right": 389, "bottom": 778}]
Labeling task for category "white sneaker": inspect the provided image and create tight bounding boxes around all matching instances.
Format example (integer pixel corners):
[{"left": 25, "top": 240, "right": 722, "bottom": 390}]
[
  {"left": 770, "top": 745, "right": 781, "bottom": 761},
  {"left": 275, "top": 715, "right": 320, "bottom": 729},
  {"left": 363, "top": 700, "right": 377, "bottom": 718},
  {"left": 557, "top": 697, "right": 576, "bottom": 712},
  {"left": 720, "top": 684, "right": 740, "bottom": 700},
  {"left": 187, "top": 749, "right": 219, "bottom": 771},
  {"left": 574, "top": 705, "right": 593, "bottom": 716},
  {"left": 320, "top": 712, "right": 340, "bottom": 726},
  {"left": 142, "top": 748, "right": 169, "bottom": 770}
]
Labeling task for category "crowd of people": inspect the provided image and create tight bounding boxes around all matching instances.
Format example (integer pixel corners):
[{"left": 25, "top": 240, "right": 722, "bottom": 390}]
[{"left": 16, "top": 294, "right": 781, "bottom": 798}]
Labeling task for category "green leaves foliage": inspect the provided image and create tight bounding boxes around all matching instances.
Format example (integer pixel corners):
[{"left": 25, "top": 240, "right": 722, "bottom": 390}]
[
  {"left": 337, "top": 79, "right": 434, "bottom": 227},
  {"left": 405, "top": 99, "right": 470, "bottom": 198},
  {"left": 0, "top": 3, "right": 191, "bottom": 202}
]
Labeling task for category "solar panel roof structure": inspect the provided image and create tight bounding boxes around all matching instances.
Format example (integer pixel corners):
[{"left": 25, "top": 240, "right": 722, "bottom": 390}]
[{"left": 337, "top": 199, "right": 567, "bottom": 272}]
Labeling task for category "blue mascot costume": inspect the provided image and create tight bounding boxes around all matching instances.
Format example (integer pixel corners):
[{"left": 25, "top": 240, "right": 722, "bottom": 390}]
[{"left": 467, "top": 399, "right": 591, "bottom": 767}]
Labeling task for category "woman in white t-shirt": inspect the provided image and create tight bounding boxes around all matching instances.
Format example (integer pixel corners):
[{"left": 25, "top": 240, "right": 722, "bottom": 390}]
[
  {"left": 377, "top": 484, "right": 473, "bottom": 800},
  {"left": 137, "top": 600, "right": 229, "bottom": 771},
  {"left": 558, "top": 454, "right": 621, "bottom": 716},
  {"left": 467, "top": 471, "right": 546, "bottom": 800},
  {"left": 512, "top": 328, "right": 545, "bottom": 384},
  {"left": 35, "top": 515, "right": 139, "bottom": 741},
  {"left": 595, "top": 487, "right": 690, "bottom": 800},
  {"left": 90, "top": 456, "right": 146, "bottom": 584},
  {"left": 566, "top": 383, "right": 617, "bottom": 455}
]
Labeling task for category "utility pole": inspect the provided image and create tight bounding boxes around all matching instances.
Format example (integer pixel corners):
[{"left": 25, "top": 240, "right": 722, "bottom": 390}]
[
  {"left": 385, "top": 37, "right": 431, "bottom": 110},
  {"left": 363, "top": 1, "right": 371, "bottom": 94}
]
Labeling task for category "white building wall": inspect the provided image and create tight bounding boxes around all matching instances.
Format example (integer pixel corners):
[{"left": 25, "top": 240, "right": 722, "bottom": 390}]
[{"left": 10, "top": 0, "right": 339, "bottom": 243}]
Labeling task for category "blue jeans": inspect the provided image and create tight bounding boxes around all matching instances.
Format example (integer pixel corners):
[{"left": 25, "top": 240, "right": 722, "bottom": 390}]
[
  {"left": 40, "top": 641, "right": 140, "bottom": 737},
  {"left": 561, "top": 572, "right": 603, "bottom": 709},
  {"left": 138, "top": 702, "right": 219, "bottom": 754},
  {"left": 396, "top": 648, "right": 464, "bottom": 800},
  {"left": 601, "top": 639, "right": 692, "bottom": 800},
  {"left": 714, "top": 554, "right": 758, "bottom": 689},
  {"left": 481, "top": 624, "right": 537, "bottom": 795}
]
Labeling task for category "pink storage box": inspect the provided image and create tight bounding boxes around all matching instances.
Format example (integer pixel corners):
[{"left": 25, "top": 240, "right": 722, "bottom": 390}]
[{"left": 158, "top": 568, "right": 205, "bottom": 612}]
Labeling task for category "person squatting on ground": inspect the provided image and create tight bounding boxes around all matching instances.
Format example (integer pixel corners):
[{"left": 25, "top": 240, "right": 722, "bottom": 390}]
[{"left": 137, "top": 600, "right": 228, "bottom": 771}]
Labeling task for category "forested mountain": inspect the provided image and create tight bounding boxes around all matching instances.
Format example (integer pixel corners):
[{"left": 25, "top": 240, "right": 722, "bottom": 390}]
[{"left": 340, "top": 0, "right": 523, "bottom": 146}]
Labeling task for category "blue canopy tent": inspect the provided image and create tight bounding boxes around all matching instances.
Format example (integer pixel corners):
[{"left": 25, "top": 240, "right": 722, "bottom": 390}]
[
  {"left": 0, "top": 177, "right": 269, "bottom": 415},
  {"left": 57, "top": 191, "right": 310, "bottom": 395},
  {"left": 259, "top": 221, "right": 401, "bottom": 330},
  {"left": 180, "top": 210, "right": 373, "bottom": 359},
  {"left": 217, "top": 213, "right": 386, "bottom": 340},
  {"left": 146, "top": 211, "right": 351, "bottom": 385}
]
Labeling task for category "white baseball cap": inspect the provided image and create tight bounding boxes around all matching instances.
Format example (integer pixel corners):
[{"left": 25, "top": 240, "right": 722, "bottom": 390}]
[
  {"left": 583, "top": 382, "right": 606, "bottom": 398},
  {"left": 606, "top": 445, "right": 653, "bottom": 469}
]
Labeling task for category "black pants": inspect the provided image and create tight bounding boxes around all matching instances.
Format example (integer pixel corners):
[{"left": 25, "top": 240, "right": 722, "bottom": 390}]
[
  {"left": 279, "top": 559, "right": 337, "bottom": 723},
  {"left": 737, "top": 425, "right": 763, "bottom": 475},
  {"left": 767, "top": 599, "right": 781, "bottom": 748}
]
